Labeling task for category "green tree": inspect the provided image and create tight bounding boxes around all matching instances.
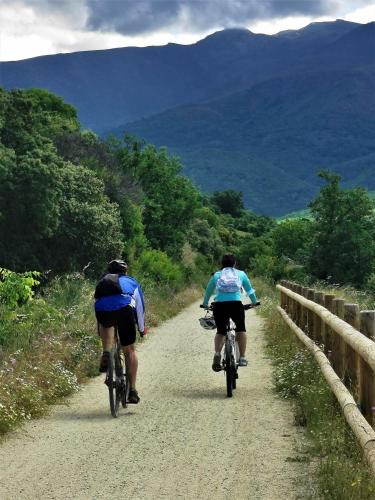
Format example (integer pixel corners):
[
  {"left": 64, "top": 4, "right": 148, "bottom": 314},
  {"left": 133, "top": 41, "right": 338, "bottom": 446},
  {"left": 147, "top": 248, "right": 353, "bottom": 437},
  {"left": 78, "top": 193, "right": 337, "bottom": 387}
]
[
  {"left": 211, "top": 189, "right": 244, "bottom": 218},
  {"left": 308, "top": 171, "right": 375, "bottom": 286},
  {"left": 271, "top": 218, "right": 312, "bottom": 261},
  {"left": 117, "top": 140, "right": 200, "bottom": 258},
  {"left": 50, "top": 163, "right": 124, "bottom": 273},
  {"left": 0, "top": 142, "right": 63, "bottom": 270},
  {"left": 0, "top": 88, "right": 79, "bottom": 155}
]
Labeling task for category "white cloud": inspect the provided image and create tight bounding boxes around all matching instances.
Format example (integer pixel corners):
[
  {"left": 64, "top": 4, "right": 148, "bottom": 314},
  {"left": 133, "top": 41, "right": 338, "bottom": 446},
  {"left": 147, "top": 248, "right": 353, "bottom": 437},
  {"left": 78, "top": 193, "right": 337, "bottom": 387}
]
[
  {"left": 0, "top": 1, "right": 87, "bottom": 60},
  {"left": 249, "top": 15, "right": 318, "bottom": 35},
  {"left": 343, "top": 4, "right": 375, "bottom": 23}
]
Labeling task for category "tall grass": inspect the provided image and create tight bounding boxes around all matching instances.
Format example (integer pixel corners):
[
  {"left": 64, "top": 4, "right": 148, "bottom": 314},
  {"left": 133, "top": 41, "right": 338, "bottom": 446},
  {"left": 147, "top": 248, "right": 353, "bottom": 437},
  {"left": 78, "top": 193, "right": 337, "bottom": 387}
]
[
  {"left": 0, "top": 273, "right": 202, "bottom": 436},
  {"left": 254, "top": 278, "right": 375, "bottom": 498}
]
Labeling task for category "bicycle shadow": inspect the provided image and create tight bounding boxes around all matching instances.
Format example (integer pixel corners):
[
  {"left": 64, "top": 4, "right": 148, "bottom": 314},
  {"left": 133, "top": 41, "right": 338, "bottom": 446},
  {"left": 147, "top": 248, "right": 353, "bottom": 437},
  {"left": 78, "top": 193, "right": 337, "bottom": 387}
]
[
  {"left": 50, "top": 408, "right": 138, "bottom": 422},
  {"left": 174, "top": 387, "right": 227, "bottom": 400}
]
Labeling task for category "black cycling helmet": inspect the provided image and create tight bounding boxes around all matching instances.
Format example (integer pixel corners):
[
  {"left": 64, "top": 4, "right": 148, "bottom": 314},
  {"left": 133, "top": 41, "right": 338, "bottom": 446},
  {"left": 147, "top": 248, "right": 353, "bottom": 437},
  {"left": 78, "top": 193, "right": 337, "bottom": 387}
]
[{"left": 107, "top": 259, "right": 128, "bottom": 275}]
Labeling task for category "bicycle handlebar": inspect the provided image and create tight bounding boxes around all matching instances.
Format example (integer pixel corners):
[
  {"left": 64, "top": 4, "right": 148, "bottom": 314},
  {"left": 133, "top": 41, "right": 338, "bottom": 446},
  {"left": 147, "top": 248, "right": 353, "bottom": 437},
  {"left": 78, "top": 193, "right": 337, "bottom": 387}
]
[{"left": 200, "top": 302, "right": 260, "bottom": 311}]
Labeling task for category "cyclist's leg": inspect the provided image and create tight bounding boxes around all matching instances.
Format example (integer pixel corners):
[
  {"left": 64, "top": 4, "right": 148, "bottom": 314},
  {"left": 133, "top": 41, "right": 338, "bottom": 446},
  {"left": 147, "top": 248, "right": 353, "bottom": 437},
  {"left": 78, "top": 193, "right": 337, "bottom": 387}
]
[
  {"left": 236, "top": 332, "right": 247, "bottom": 357},
  {"left": 212, "top": 302, "right": 228, "bottom": 351},
  {"left": 98, "top": 324, "right": 115, "bottom": 352},
  {"left": 123, "top": 344, "right": 138, "bottom": 388},
  {"left": 117, "top": 306, "right": 139, "bottom": 398},
  {"left": 95, "top": 311, "right": 116, "bottom": 372},
  {"left": 230, "top": 302, "right": 247, "bottom": 358},
  {"left": 212, "top": 302, "right": 228, "bottom": 370}
]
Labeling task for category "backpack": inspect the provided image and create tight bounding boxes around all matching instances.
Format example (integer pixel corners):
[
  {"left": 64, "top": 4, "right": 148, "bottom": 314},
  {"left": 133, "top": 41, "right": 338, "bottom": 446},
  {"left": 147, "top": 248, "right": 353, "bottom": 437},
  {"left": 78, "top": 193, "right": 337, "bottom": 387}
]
[
  {"left": 94, "top": 273, "right": 123, "bottom": 298},
  {"left": 216, "top": 268, "right": 242, "bottom": 294}
]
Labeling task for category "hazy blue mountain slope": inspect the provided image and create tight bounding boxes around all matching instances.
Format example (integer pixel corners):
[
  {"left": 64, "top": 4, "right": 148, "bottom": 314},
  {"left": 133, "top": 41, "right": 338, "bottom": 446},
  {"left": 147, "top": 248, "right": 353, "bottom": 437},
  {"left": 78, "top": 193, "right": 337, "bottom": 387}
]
[
  {"left": 0, "top": 20, "right": 361, "bottom": 132},
  {"left": 116, "top": 63, "right": 375, "bottom": 215}
]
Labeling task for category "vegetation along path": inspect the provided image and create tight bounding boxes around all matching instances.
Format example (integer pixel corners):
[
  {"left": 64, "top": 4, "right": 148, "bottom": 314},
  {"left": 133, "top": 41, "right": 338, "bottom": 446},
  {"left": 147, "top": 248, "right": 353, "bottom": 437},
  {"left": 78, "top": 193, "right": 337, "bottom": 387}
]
[{"left": 0, "top": 302, "right": 308, "bottom": 499}]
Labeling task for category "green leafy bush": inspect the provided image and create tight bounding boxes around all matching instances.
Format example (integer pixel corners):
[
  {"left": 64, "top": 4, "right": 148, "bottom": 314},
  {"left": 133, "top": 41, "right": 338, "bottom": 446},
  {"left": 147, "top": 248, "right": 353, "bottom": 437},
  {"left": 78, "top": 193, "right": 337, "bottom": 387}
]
[
  {"left": 133, "top": 249, "right": 183, "bottom": 289},
  {"left": 0, "top": 268, "right": 40, "bottom": 308}
]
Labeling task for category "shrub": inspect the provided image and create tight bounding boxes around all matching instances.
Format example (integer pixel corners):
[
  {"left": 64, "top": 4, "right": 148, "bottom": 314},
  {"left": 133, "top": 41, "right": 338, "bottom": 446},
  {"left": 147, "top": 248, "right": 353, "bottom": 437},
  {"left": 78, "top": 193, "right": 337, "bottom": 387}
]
[
  {"left": 0, "top": 268, "right": 40, "bottom": 308},
  {"left": 132, "top": 249, "right": 183, "bottom": 289}
]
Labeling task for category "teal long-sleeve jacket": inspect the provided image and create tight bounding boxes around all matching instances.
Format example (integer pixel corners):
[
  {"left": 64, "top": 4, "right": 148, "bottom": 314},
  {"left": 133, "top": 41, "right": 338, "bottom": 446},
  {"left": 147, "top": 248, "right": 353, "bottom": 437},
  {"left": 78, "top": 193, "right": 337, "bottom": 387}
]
[{"left": 202, "top": 268, "right": 257, "bottom": 306}]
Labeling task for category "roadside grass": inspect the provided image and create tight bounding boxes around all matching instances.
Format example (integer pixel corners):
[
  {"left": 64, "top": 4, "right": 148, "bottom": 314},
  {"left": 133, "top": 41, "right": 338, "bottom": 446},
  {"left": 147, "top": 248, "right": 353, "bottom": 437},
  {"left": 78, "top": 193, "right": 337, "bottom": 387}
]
[
  {"left": 254, "top": 278, "right": 375, "bottom": 499},
  {"left": 0, "top": 274, "right": 202, "bottom": 436}
]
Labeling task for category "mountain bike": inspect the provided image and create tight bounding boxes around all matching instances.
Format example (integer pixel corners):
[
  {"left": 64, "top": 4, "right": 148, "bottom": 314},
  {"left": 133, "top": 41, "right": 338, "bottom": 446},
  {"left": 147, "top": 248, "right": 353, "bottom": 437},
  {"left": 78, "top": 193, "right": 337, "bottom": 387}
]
[
  {"left": 104, "top": 326, "right": 129, "bottom": 417},
  {"left": 200, "top": 303, "right": 259, "bottom": 397}
]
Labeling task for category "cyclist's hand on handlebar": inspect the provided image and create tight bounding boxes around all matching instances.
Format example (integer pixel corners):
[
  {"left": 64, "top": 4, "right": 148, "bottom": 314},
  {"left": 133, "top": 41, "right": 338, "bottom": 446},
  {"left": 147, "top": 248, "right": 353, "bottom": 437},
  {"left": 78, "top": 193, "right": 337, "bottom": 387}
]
[
  {"left": 244, "top": 301, "right": 261, "bottom": 310},
  {"left": 139, "top": 327, "right": 149, "bottom": 338}
]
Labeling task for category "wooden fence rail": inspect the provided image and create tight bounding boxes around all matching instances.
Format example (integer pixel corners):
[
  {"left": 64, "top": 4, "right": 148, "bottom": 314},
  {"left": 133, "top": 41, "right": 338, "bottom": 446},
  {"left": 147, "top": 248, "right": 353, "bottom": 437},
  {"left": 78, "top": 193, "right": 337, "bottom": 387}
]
[{"left": 277, "top": 280, "right": 375, "bottom": 475}]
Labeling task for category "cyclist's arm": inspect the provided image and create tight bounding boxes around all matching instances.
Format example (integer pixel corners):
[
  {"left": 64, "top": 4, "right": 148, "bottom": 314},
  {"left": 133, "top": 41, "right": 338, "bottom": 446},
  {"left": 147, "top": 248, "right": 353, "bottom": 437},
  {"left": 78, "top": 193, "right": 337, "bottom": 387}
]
[
  {"left": 242, "top": 273, "right": 257, "bottom": 304},
  {"left": 202, "top": 274, "right": 217, "bottom": 307},
  {"left": 134, "top": 285, "right": 145, "bottom": 332}
]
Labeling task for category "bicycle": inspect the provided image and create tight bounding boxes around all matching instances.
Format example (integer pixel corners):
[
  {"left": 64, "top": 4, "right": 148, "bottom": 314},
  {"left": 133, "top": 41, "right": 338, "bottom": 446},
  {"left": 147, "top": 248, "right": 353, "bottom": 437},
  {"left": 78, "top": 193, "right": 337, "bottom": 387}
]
[
  {"left": 104, "top": 326, "right": 129, "bottom": 417},
  {"left": 200, "top": 303, "right": 259, "bottom": 397}
]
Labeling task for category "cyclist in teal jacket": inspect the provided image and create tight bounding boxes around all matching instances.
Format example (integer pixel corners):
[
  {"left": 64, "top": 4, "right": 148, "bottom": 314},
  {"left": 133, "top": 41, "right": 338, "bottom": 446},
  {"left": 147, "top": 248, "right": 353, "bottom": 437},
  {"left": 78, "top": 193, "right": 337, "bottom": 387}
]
[{"left": 202, "top": 253, "right": 259, "bottom": 371}]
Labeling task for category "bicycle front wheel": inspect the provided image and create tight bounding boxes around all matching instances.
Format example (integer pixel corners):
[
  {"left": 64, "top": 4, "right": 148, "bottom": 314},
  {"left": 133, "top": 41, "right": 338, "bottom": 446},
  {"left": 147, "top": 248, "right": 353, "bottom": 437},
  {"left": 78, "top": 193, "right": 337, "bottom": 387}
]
[{"left": 225, "top": 341, "right": 234, "bottom": 398}]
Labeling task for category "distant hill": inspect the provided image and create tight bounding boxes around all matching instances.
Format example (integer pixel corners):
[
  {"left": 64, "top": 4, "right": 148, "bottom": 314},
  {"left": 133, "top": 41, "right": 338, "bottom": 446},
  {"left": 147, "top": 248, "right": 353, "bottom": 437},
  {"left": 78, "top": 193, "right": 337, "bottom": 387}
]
[
  {"left": 278, "top": 191, "right": 375, "bottom": 221},
  {"left": 0, "top": 19, "right": 361, "bottom": 132},
  {"left": 110, "top": 22, "right": 375, "bottom": 215},
  {"left": 1, "top": 20, "right": 374, "bottom": 215}
]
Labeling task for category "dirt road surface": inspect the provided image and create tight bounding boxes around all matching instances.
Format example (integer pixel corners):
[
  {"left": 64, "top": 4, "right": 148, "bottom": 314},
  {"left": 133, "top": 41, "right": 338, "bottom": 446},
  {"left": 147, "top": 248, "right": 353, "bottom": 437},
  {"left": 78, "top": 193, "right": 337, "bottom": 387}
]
[{"left": 0, "top": 302, "right": 308, "bottom": 499}]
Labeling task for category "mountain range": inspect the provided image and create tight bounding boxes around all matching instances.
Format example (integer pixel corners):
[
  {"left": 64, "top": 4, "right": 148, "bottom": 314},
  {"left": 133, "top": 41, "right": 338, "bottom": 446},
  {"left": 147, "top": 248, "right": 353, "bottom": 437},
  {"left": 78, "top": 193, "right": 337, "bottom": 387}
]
[{"left": 1, "top": 20, "right": 374, "bottom": 215}]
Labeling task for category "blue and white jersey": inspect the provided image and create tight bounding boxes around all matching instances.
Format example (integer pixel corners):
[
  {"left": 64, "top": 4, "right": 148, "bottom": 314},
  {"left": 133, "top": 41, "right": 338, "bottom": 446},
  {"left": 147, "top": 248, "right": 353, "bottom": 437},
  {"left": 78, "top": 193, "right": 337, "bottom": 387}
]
[
  {"left": 94, "top": 275, "right": 145, "bottom": 332},
  {"left": 203, "top": 268, "right": 257, "bottom": 306}
]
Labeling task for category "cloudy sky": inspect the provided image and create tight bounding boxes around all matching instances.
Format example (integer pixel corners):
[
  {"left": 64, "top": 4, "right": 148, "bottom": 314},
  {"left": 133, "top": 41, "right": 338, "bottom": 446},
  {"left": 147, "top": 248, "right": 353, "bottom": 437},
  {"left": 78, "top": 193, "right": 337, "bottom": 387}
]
[{"left": 0, "top": 0, "right": 374, "bottom": 61}]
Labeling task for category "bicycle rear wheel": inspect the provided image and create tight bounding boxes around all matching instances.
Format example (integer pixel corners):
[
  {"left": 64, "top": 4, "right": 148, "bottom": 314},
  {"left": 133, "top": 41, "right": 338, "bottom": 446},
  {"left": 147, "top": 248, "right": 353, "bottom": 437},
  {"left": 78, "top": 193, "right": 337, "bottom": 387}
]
[
  {"left": 117, "top": 352, "right": 129, "bottom": 408},
  {"left": 121, "top": 374, "right": 129, "bottom": 408},
  {"left": 225, "top": 341, "right": 234, "bottom": 398},
  {"left": 232, "top": 365, "right": 237, "bottom": 390},
  {"left": 106, "top": 349, "right": 120, "bottom": 417}
]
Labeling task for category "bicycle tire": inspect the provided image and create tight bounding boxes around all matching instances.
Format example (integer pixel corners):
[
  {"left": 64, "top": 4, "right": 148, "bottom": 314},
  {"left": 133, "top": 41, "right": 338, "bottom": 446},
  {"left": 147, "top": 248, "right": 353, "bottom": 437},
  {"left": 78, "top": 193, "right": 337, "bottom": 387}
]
[
  {"left": 225, "top": 341, "right": 233, "bottom": 398},
  {"left": 107, "top": 350, "right": 120, "bottom": 417},
  {"left": 117, "top": 352, "right": 128, "bottom": 408},
  {"left": 122, "top": 374, "right": 129, "bottom": 408},
  {"left": 232, "top": 364, "right": 237, "bottom": 390}
]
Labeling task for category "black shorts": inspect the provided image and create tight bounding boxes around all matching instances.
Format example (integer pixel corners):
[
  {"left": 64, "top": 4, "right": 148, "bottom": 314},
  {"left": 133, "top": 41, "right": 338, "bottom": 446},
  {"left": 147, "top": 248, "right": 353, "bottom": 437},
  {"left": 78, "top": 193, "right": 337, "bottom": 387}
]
[
  {"left": 213, "top": 301, "right": 246, "bottom": 335},
  {"left": 95, "top": 305, "right": 136, "bottom": 347}
]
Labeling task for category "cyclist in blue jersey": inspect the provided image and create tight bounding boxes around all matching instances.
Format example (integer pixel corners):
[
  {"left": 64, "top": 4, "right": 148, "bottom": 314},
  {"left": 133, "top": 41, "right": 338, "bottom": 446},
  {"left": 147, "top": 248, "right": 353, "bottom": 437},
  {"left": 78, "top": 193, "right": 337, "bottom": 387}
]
[
  {"left": 202, "top": 253, "right": 259, "bottom": 371},
  {"left": 94, "top": 259, "right": 145, "bottom": 404}
]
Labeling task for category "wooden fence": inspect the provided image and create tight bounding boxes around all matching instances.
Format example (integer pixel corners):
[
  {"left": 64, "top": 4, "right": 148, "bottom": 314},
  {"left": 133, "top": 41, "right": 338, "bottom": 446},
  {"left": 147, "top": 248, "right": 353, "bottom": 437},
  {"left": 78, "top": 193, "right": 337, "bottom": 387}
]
[{"left": 277, "top": 280, "right": 375, "bottom": 474}]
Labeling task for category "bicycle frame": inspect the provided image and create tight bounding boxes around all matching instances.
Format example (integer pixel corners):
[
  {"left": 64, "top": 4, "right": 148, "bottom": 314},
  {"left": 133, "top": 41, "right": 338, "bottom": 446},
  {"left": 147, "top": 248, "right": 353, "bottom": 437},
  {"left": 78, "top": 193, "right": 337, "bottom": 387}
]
[
  {"left": 223, "top": 319, "right": 239, "bottom": 397},
  {"left": 105, "top": 327, "right": 129, "bottom": 417}
]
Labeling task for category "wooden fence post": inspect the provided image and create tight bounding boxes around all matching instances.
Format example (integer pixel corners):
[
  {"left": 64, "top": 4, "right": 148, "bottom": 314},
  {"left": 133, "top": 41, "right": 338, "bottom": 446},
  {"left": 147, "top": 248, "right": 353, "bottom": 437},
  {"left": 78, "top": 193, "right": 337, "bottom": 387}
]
[
  {"left": 300, "top": 287, "right": 308, "bottom": 333},
  {"left": 281, "top": 281, "right": 288, "bottom": 313},
  {"left": 332, "top": 298, "right": 346, "bottom": 379},
  {"left": 279, "top": 281, "right": 286, "bottom": 310},
  {"left": 290, "top": 283, "right": 297, "bottom": 322},
  {"left": 293, "top": 283, "right": 301, "bottom": 326},
  {"left": 324, "top": 294, "right": 335, "bottom": 357},
  {"left": 360, "top": 311, "right": 375, "bottom": 426},
  {"left": 344, "top": 303, "right": 361, "bottom": 401},
  {"left": 287, "top": 281, "right": 293, "bottom": 317},
  {"left": 295, "top": 284, "right": 302, "bottom": 328},
  {"left": 314, "top": 291, "right": 325, "bottom": 346},
  {"left": 307, "top": 289, "right": 315, "bottom": 339}
]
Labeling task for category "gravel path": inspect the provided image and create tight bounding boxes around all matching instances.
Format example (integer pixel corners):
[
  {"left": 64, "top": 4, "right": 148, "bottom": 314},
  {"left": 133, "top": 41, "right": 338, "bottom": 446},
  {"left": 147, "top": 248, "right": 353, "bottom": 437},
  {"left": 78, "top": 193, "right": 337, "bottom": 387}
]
[{"left": 0, "top": 302, "right": 307, "bottom": 499}]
